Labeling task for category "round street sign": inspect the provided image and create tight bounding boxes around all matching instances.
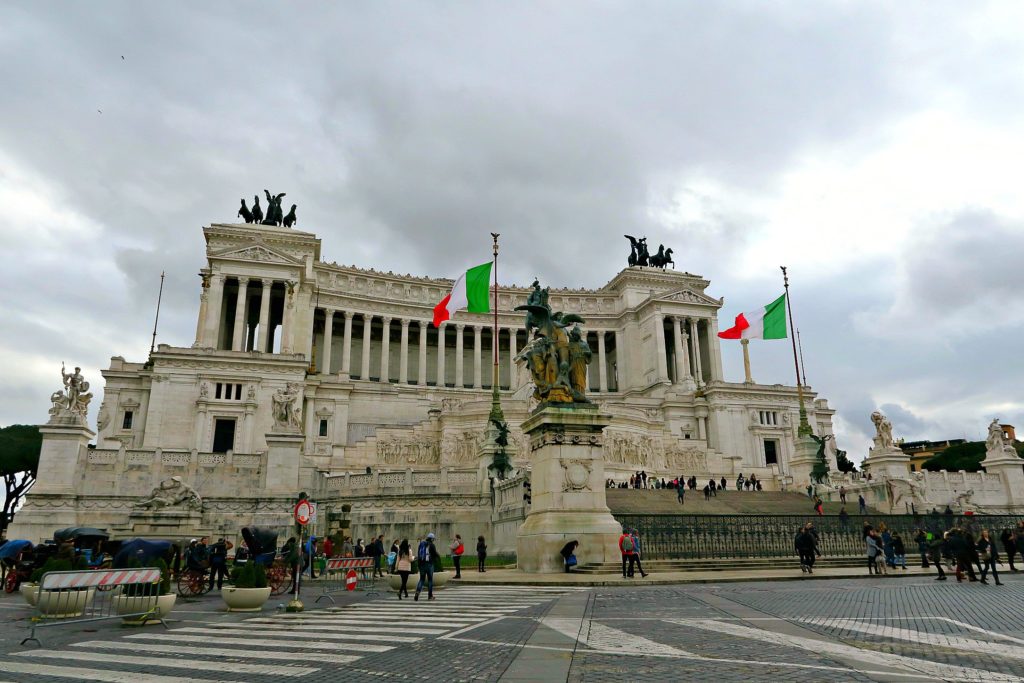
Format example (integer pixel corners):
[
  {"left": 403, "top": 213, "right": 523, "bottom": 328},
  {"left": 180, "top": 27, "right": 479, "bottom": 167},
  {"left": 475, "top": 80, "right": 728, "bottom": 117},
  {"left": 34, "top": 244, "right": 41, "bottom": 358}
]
[
  {"left": 346, "top": 569, "right": 358, "bottom": 591},
  {"left": 294, "top": 499, "right": 313, "bottom": 525}
]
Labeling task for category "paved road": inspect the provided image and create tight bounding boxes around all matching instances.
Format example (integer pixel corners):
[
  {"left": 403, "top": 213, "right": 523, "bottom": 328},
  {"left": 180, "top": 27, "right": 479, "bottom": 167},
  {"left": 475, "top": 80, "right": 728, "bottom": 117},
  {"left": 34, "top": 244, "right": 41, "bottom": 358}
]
[{"left": 2, "top": 573, "right": 1023, "bottom": 682}]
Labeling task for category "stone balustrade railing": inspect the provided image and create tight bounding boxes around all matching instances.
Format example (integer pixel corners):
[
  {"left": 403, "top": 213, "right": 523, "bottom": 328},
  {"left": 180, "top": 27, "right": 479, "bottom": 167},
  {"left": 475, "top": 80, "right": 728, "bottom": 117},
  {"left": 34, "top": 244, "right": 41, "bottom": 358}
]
[{"left": 319, "top": 467, "right": 481, "bottom": 495}]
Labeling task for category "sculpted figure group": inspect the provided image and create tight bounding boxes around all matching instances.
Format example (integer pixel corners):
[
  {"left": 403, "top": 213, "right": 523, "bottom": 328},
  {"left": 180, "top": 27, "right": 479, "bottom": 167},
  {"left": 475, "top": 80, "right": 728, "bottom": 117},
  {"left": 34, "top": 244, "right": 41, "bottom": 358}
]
[
  {"left": 624, "top": 235, "right": 675, "bottom": 269},
  {"left": 49, "top": 363, "right": 92, "bottom": 423},
  {"left": 237, "top": 190, "right": 298, "bottom": 228},
  {"left": 514, "top": 279, "right": 592, "bottom": 404}
]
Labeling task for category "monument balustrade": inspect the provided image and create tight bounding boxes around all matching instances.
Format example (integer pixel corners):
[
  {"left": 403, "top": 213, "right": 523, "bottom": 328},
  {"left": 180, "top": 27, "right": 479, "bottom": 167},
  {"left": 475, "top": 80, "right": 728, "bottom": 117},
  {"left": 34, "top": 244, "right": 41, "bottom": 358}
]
[{"left": 613, "top": 512, "right": 1024, "bottom": 561}]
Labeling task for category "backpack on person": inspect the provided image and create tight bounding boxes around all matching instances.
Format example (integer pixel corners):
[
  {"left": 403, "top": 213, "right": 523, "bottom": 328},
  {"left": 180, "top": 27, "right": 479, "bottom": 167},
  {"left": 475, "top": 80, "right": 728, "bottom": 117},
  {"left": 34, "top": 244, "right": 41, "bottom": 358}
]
[
  {"left": 621, "top": 535, "right": 634, "bottom": 553},
  {"left": 417, "top": 541, "right": 429, "bottom": 562}
]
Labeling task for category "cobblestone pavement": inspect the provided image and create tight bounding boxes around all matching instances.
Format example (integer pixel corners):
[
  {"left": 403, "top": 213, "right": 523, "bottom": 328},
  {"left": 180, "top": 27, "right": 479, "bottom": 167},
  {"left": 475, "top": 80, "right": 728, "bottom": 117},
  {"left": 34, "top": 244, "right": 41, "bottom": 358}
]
[{"left": 2, "top": 574, "right": 1024, "bottom": 681}]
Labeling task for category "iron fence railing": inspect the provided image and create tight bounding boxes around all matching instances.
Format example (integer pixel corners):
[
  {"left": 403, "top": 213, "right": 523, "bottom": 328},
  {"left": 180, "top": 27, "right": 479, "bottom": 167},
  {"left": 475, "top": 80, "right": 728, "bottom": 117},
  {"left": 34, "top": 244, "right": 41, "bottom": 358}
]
[{"left": 612, "top": 513, "right": 1024, "bottom": 561}]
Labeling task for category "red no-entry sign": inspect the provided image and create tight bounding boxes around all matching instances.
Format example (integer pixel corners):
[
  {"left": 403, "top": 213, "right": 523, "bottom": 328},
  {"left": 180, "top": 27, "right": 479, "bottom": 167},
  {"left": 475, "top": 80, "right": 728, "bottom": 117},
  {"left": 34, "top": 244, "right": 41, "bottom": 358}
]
[
  {"left": 294, "top": 499, "right": 313, "bottom": 525},
  {"left": 346, "top": 569, "right": 358, "bottom": 591}
]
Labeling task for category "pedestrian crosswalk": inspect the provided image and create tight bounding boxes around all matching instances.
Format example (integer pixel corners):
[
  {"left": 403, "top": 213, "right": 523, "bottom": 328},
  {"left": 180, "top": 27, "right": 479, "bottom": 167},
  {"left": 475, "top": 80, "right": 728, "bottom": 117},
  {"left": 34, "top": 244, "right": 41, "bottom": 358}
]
[{"left": 0, "top": 586, "right": 584, "bottom": 681}]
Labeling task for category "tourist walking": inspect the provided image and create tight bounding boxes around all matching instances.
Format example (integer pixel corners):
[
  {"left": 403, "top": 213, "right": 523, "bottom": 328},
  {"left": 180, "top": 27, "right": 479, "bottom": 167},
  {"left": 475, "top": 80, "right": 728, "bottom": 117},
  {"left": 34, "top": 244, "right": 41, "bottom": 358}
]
[
  {"left": 948, "top": 528, "right": 978, "bottom": 582},
  {"left": 676, "top": 483, "right": 685, "bottom": 505},
  {"left": 1000, "top": 528, "right": 1017, "bottom": 571},
  {"left": 476, "top": 536, "right": 487, "bottom": 572},
  {"left": 207, "top": 537, "right": 233, "bottom": 590},
  {"left": 880, "top": 524, "right": 895, "bottom": 569},
  {"left": 414, "top": 533, "right": 439, "bottom": 601},
  {"left": 839, "top": 507, "right": 850, "bottom": 528},
  {"left": 395, "top": 540, "right": 412, "bottom": 599},
  {"left": 450, "top": 534, "right": 464, "bottom": 579},
  {"left": 736, "top": 474, "right": 744, "bottom": 490},
  {"left": 914, "top": 528, "right": 930, "bottom": 568},
  {"left": 720, "top": 476, "right": 727, "bottom": 491},
  {"left": 619, "top": 528, "right": 636, "bottom": 578},
  {"left": 703, "top": 484, "right": 711, "bottom": 501},
  {"left": 839, "top": 486, "right": 847, "bottom": 505},
  {"left": 629, "top": 529, "right": 649, "bottom": 578},
  {"left": 561, "top": 540, "right": 579, "bottom": 572},
  {"left": 929, "top": 533, "right": 948, "bottom": 580},
  {"left": 866, "top": 530, "right": 884, "bottom": 575},
  {"left": 858, "top": 494, "right": 867, "bottom": 514},
  {"left": 978, "top": 529, "right": 1003, "bottom": 586},
  {"left": 891, "top": 532, "right": 907, "bottom": 570},
  {"left": 389, "top": 539, "right": 399, "bottom": 573},
  {"left": 707, "top": 478, "right": 717, "bottom": 497},
  {"left": 795, "top": 524, "right": 820, "bottom": 574}
]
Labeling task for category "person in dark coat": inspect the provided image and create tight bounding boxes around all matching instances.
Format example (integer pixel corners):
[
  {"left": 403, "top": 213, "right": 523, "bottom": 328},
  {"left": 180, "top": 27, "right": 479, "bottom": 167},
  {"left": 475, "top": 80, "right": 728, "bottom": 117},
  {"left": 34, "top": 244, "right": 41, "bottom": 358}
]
[
  {"left": 913, "top": 528, "right": 930, "bottom": 568},
  {"left": 947, "top": 529, "right": 977, "bottom": 582},
  {"left": 560, "top": 540, "right": 580, "bottom": 573},
  {"left": 977, "top": 529, "right": 1003, "bottom": 586},
  {"left": 1000, "top": 528, "right": 1018, "bottom": 571},
  {"left": 929, "top": 533, "right": 947, "bottom": 581},
  {"left": 476, "top": 536, "right": 487, "bottom": 573},
  {"left": 795, "top": 525, "right": 820, "bottom": 574}
]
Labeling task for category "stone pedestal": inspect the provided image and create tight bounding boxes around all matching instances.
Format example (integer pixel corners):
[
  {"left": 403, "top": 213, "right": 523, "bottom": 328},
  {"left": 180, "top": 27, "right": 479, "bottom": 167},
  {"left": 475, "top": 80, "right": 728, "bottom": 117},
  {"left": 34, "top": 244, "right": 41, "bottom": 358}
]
[
  {"left": 516, "top": 406, "right": 622, "bottom": 573},
  {"left": 862, "top": 446, "right": 911, "bottom": 480},
  {"left": 117, "top": 509, "right": 205, "bottom": 537},
  {"left": 787, "top": 435, "right": 819, "bottom": 489},
  {"left": 265, "top": 432, "right": 304, "bottom": 494},
  {"left": 983, "top": 445, "right": 1024, "bottom": 507}
]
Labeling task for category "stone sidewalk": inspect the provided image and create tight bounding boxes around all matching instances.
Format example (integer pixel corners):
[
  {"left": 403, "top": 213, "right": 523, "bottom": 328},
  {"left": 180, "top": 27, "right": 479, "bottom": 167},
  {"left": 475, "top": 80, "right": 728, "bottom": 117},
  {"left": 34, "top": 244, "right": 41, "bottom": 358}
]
[{"left": 450, "top": 564, "right": 936, "bottom": 586}]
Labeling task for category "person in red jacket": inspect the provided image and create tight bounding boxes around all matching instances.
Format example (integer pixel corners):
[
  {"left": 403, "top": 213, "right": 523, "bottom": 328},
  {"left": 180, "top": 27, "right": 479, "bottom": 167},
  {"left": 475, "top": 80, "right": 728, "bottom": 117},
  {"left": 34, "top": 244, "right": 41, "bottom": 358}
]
[{"left": 619, "top": 529, "right": 636, "bottom": 578}]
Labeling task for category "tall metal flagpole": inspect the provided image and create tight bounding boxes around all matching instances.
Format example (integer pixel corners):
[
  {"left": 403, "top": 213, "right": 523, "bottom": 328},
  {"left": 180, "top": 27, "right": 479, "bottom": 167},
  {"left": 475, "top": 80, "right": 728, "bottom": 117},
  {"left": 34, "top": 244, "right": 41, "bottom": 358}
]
[
  {"left": 489, "top": 233, "right": 504, "bottom": 423},
  {"left": 781, "top": 266, "right": 811, "bottom": 436},
  {"left": 796, "top": 328, "right": 807, "bottom": 386},
  {"left": 149, "top": 271, "right": 166, "bottom": 356}
]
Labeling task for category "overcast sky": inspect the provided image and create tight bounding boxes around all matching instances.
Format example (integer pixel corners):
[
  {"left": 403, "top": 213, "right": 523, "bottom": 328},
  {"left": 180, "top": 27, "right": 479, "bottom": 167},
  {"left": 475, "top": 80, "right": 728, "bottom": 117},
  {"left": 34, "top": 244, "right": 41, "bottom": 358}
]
[{"left": 2, "top": 1, "right": 1022, "bottom": 461}]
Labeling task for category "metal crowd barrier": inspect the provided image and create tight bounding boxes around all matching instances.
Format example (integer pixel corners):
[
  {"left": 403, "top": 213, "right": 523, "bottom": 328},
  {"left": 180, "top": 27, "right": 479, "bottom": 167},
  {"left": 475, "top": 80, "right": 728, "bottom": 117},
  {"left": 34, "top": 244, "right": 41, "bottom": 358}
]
[
  {"left": 22, "top": 567, "right": 167, "bottom": 646},
  {"left": 315, "top": 557, "right": 379, "bottom": 604}
]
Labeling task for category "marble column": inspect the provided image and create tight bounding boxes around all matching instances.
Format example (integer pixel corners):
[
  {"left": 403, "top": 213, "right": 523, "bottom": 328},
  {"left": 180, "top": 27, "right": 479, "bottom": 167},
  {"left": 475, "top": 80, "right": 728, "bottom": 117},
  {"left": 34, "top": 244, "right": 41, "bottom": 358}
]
[
  {"left": 256, "top": 279, "right": 272, "bottom": 353},
  {"left": 321, "top": 309, "right": 334, "bottom": 375},
  {"left": 231, "top": 277, "right": 249, "bottom": 351},
  {"left": 399, "top": 319, "right": 410, "bottom": 384},
  {"left": 709, "top": 317, "right": 724, "bottom": 381},
  {"left": 612, "top": 330, "right": 621, "bottom": 391},
  {"left": 741, "top": 338, "right": 753, "bottom": 383},
  {"left": 194, "top": 274, "right": 210, "bottom": 347},
  {"left": 597, "top": 331, "right": 608, "bottom": 392},
  {"left": 280, "top": 282, "right": 294, "bottom": 354},
  {"left": 508, "top": 328, "right": 518, "bottom": 390},
  {"left": 455, "top": 324, "right": 465, "bottom": 387},
  {"left": 672, "top": 317, "right": 690, "bottom": 384},
  {"left": 473, "top": 325, "right": 483, "bottom": 389},
  {"left": 436, "top": 322, "right": 447, "bottom": 386},
  {"left": 361, "top": 313, "right": 373, "bottom": 379},
  {"left": 690, "top": 318, "right": 704, "bottom": 385},
  {"left": 380, "top": 317, "right": 392, "bottom": 383},
  {"left": 341, "top": 311, "right": 353, "bottom": 375},
  {"left": 203, "top": 274, "right": 225, "bottom": 349},
  {"left": 654, "top": 313, "right": 669, "bottom": 383},
  {"left": 418, "top": 321, "right": 428, "bottom": 385}
]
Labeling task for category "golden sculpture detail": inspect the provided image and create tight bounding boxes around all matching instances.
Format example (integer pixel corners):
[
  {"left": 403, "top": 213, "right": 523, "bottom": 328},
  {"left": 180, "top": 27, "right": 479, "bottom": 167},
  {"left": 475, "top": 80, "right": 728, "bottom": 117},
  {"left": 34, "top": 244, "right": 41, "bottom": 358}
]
[{"left": 514, "top": 280, "right": 592, "bottom": 404}]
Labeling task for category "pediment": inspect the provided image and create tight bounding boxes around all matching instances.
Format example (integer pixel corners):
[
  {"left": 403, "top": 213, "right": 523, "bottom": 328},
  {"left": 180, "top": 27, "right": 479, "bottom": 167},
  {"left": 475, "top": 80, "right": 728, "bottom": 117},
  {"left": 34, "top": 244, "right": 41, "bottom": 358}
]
[
  {"left": 655, "top": 288, "right": 722, "bottom": 306},
  {"left": 211, "top": 243, "right": 299, "bottom": 265}
]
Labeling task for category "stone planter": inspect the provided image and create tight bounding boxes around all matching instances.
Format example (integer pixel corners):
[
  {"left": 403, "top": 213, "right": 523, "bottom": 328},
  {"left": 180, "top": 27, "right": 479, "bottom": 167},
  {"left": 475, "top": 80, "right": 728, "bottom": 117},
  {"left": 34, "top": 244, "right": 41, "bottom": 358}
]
[
  {"left": 112, "top": 593, "right": 177, "bottom": 624},
  {"left": 386, "top": 571, "right": 449, "bottom": 593},
  {"left": 221, "top": 586, "right": 271, "bottom": 612},
  {"left": 20, "top": 583, "right": 39, "bottom": 606},
  {"left": 37, "top": 588, "right": 96, "bottom": 618}
]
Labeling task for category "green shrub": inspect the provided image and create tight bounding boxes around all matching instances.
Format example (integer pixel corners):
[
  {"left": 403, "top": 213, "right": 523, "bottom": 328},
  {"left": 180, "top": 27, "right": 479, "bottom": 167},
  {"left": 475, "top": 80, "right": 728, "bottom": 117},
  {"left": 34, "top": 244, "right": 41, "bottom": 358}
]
[
  {"left": 231, "top": 560, "right": 268, "bottom": 589},
  {"left": 30, "top": 558, "right": 72, "bottom": 584}
]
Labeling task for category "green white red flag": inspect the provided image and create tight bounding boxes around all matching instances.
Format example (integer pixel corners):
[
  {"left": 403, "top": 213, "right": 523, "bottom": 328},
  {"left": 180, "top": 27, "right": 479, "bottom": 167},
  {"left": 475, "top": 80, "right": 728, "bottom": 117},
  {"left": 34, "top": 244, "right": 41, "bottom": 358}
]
[
  {"left": 718, "top": 293, "right": 787, "bottom": 340},
  {"left": 432, "top": 262, "right": 492, "bottom": 327}
]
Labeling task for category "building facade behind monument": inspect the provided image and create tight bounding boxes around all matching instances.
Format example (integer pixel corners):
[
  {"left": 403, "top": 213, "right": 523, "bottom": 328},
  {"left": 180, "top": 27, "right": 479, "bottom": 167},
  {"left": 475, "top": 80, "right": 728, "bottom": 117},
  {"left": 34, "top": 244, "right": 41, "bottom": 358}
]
[{"left": 11, "top": 222, "right": 840, "bottom": 546}]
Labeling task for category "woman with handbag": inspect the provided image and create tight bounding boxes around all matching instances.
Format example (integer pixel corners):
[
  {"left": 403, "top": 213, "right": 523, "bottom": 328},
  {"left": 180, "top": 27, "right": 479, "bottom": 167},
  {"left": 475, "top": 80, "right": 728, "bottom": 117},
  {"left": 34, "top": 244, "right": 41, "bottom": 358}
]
[
  {"left": 395, "top": 539, "right": 413, "bottom": 599},
  {"left": 978, "top": 529, "right": 1003, "bottom": 585}
]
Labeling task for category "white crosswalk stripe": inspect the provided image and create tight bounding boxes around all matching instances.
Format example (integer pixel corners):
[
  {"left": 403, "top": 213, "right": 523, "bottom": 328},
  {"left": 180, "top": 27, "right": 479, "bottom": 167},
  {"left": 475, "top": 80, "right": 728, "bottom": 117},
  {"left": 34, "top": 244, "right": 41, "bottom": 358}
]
[{"left": 0, "top": 585, "right": 578, "bottom": 681}]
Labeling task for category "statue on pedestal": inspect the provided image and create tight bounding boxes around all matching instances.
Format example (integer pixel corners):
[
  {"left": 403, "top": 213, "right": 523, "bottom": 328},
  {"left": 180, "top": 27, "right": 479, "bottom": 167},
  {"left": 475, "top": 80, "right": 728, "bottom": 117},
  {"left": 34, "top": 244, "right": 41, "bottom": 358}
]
[
  {"left": 137, "top": 476, "right": 202, "bottom": 511},
  {"left": 808, "top": 433, "right": 832, "bottom": 484},
  {"left": 985, "top": 418, "right": 1016, "bottom": 458},
  {"left": 515, "top": 282, "right": 591, "bottom": 405},
  {"left": 870, "top": 411, "right": 895, "bottom": 450},
  {"left": 271, "top": 382, "right": 303, "bottom": 432},
  {"left": 48, "top": 363, "right": 93, "bottom": 424}
]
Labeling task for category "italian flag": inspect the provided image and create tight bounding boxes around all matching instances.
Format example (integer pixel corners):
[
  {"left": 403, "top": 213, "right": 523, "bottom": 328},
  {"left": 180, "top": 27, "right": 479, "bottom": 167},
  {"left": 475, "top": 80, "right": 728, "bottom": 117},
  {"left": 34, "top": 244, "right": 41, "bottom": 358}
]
[
  {"left": 718, "top": 293, "right": 787, "bottom": 340},
  {"left": 432, "top": 262, "right": 492, "bottom": 327}
]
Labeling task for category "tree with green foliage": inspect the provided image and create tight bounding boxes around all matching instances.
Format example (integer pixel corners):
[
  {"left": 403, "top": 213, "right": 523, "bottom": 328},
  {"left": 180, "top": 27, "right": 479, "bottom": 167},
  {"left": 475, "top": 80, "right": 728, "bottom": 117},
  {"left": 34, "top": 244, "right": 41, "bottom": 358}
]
[
  {"left": 923, "top": 440, "right": 1024, "bottom": 472},
  {"left": 835, "top": 449, "right": 857, "bottom": 473},
  {"left": 0, "top": 424, "right": 42, "bottom": 534}
]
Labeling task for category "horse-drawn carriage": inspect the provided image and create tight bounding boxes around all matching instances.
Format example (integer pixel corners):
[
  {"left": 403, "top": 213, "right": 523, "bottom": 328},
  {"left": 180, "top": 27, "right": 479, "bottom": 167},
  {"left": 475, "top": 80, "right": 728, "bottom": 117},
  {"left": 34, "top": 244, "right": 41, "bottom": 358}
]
[{"left": 241, "top": 527, "right": 292, "bottom": 596}]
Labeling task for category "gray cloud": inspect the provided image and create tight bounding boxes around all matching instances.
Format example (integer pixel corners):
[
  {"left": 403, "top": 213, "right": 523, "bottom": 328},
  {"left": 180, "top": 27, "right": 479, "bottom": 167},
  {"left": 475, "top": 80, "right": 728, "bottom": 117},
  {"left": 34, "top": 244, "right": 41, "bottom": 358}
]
[{"left": 1, "top": 2, "right": 1021, "bottom": 462}]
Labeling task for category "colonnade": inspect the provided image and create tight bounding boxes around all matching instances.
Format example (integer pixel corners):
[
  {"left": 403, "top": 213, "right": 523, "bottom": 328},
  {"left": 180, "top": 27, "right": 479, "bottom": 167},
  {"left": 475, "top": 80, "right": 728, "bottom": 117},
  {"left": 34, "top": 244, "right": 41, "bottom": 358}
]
[
  {"left": 197, "top": 275, "right": 290, "bottom": 353},
  {"left": 657, "top": 314, "right": 721, "bottom": 386},
  {"left": 314, "top": 309, "right": 620, "bottom": 392}
]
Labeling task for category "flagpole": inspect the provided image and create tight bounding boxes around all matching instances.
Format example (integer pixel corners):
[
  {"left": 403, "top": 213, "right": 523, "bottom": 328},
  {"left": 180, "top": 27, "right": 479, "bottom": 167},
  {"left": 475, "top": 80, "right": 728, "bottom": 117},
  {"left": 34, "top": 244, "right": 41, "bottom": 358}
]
[
  {"left": 781, "top": 266, "right": 811, "bottom": 436},
  {"left": 149, "top": 271, "right": 166, "bottom": 357},
  {"left": 796, "top": 328, "right": 807, "bottom": 386},
  {"left": 489, "top": 233, "right": 504, "bottom": 423}
]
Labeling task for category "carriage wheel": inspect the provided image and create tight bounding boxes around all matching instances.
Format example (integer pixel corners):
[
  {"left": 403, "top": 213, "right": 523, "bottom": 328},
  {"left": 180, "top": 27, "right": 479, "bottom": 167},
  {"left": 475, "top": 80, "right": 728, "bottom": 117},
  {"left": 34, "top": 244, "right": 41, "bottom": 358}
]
[
  {"left": 267, "top": 563, "right": 290, "bottom": 596},
  {"left": 176, "top": 569, "right": 207, "bottom": 597}
]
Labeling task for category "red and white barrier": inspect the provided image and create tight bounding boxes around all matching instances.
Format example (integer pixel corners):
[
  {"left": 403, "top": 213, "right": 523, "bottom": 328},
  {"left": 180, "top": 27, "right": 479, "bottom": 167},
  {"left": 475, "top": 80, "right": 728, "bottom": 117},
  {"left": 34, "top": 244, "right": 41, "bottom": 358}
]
[
  {"left": 41, "top": 568, "right": 161, "bottom": 590},
  {"left": 325, "top": 557, "right": 374, "bottom": 571}
]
